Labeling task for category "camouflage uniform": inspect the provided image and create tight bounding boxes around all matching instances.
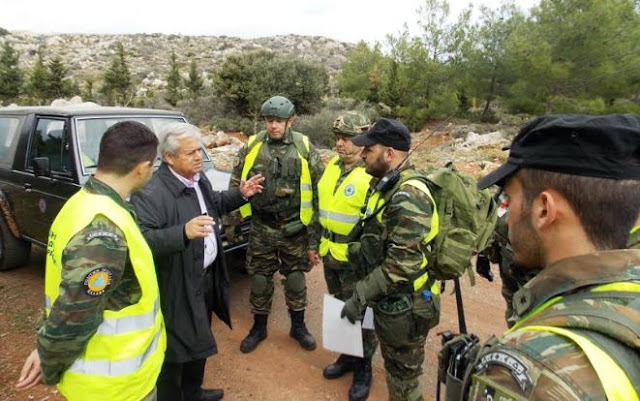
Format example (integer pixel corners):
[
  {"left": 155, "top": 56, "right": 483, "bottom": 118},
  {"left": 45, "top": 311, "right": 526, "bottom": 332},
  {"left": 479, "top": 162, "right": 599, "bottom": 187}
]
[
  {"left": 37, "top": 178, "right": 155, "bottom": 401},
  {"left": 231, "top": 129, "right": 324, "bottom": 314},
  {"left": 347, "top": 165, "right": 439, "bottom": 401},
  {"left": 465, "top": 249, "right": 640, "bottom": 400}
]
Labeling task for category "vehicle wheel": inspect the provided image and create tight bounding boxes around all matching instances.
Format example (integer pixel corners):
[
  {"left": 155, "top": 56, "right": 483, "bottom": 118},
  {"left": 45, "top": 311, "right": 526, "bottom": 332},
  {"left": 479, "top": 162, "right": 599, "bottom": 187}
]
[{"left": 0, "top": 216, "right": 32, "bottom": 271}]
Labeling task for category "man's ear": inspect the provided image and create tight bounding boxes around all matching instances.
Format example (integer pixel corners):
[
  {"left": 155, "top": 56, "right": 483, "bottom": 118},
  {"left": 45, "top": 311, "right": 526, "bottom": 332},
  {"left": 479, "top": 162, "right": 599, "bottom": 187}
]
[
  {"left": 133, "top": 160, "right": 150, "bottom": 177},
  {"left": 533, "top": 190, "right": 558, "bottom": 230},
  {"left": 163, "top": 152, "right": 174, "bottom": 167}
]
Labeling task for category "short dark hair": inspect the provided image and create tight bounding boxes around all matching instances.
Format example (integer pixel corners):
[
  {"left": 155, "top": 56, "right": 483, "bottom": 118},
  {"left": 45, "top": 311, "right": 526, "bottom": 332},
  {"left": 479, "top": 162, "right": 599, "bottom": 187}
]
[
  {"left": 518, "top": 168, "right": 640, "bottom": 250},
  {"left": 98, "top": 121, "right": 159, "bottom": 176}
]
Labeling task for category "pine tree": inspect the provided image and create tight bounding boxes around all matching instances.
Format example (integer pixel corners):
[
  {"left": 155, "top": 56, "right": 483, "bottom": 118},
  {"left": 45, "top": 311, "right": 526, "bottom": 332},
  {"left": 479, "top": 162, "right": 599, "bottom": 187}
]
[
  {"left": 46, "top": 56, "right": 72, "bottom": 99},
  {"left": 0, "top": 42, "right": 23, "bottom": 104},
  {"left": 82, "top": 78, "right": 95, "bottom": 102},
  {"left": 186, "top": 58, "right": 204, "bottom": 101},
  {"left": 27, "top": 48, "right": 50, "bottom": 104},
  {"left": 165, "top": 51, "right": 182, "bottom": 106},
  {"left": 101, "top": 42, "right": 132, "bottom": 105}
]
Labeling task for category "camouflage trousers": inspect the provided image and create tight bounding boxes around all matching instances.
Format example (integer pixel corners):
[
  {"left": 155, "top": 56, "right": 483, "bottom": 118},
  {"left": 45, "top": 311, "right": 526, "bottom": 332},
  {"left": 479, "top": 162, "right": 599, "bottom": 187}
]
[
  {"left": 324, "top": 253, "right": 378, "bottom": 359},
  {"left": 374, "top": 291, "right": 440, "bottom": 401},
  {"left": 246, "top": 218, "right": 312, "bottom": 314}
]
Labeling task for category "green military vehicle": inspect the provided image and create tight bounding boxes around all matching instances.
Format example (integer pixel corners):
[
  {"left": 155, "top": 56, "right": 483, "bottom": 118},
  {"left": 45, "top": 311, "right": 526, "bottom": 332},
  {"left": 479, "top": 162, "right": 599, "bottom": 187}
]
[{"left": 0, "top": 104, "right": 248, "bottom": 271}]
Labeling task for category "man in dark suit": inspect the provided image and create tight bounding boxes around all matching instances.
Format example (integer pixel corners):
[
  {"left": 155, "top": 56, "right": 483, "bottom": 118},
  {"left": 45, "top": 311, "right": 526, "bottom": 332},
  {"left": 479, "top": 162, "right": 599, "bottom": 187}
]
[{"left": 131, "top": 122, "right": 263, "bottom": 401}]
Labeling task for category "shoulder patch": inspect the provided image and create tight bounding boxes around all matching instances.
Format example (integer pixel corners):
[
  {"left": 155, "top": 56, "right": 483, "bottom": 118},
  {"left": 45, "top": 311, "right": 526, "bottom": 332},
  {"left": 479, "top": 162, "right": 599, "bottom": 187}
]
[
  {"left": 392, "top": 191, "right": 411, "bottom": 201},
  {"left": 85, "top": 230, "right": 122, "bottom": 244},
  {"left": 343, "top": 183, "right": 356, "bottom": 197},
  {"left": 83, "top": 268, "right": 113, "bottom": 296},
  {"left": 475, "top": 351, "right": 533, "bottom": 391}
]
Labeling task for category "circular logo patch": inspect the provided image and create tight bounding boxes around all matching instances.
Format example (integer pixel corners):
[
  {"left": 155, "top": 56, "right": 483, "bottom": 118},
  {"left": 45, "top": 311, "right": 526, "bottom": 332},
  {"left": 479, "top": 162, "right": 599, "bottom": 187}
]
[
  {"left": 38, "top": 198, "right": 47, "bottom": 214},
  {"left": 343, "top": 184, "right": 356, "bottom": 197},
  {"left": 83, "top": 268, "right": 112, "bottom": 296}
]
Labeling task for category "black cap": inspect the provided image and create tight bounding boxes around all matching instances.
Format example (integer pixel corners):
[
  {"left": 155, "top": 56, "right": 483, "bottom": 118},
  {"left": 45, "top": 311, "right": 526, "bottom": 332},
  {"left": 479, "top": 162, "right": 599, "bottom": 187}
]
[
  {"left": 477, "top": 114, "right": 640, "bottom": 190},
  {"left": 351, "top": 118, "right": 411, "bottom": 151}
]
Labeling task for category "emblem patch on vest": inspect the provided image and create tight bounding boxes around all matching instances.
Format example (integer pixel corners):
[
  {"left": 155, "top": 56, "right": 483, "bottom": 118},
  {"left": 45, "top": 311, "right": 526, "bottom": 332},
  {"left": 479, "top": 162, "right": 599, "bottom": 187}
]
[
  {"left": 343, "top": 184, "right": 356, "bottom": 197},
  {"left": 83, "top": 268, "right": 113, "bottom": 296},
  {"left": 475, "top": 351, "right": 532, "bottom": 391}
]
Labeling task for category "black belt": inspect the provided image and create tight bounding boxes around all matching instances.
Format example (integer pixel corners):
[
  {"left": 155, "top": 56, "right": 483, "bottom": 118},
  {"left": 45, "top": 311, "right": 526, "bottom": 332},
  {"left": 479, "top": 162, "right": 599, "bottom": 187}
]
[{"left": 323, "top": 230, "right": 351, "bottom": 243}]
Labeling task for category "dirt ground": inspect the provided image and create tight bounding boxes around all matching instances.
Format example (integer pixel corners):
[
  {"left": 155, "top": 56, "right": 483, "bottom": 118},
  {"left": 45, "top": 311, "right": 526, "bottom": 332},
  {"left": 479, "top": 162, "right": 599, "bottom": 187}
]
[{"left": 0, "top": 248, "right": 507, "bottom": 401}]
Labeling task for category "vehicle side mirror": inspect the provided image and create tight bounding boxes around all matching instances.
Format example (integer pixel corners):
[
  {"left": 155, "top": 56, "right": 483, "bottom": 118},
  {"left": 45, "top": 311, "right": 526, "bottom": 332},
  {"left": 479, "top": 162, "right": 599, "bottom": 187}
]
[{"left": 33, "top": 157, "right": 52, "bottom": 177}]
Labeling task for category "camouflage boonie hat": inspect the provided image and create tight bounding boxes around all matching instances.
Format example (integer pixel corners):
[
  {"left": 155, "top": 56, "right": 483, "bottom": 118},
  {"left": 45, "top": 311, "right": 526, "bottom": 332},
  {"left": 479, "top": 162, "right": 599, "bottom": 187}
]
[{"left": 332, "top": 111, "right": 370, "bottom": 137}]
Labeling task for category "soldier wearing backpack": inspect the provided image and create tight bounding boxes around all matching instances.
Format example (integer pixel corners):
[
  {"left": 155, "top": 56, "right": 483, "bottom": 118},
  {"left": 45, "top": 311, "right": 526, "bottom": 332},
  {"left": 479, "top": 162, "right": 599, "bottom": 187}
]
[
  {"left": 444, "top": 114, "right": 640, "bottom": 401},
  {"left": 231, "top": 96, "right": 325, "bottom": 353},
  {"left": 340, "top": 118, "right": 441, "bottom": 401}
]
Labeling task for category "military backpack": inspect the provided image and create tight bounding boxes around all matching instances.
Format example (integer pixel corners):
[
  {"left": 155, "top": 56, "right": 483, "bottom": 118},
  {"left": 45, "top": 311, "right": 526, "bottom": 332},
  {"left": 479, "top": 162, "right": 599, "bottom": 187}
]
[{"left": 425, "top": 163, "right": 498, "bottom": 281}]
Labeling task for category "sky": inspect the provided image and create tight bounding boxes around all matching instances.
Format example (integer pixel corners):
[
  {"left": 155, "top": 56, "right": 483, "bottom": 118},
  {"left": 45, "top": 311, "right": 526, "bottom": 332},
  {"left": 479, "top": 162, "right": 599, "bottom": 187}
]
[{"left": 1, "top": 0, "right": 536, "bottom": 44}]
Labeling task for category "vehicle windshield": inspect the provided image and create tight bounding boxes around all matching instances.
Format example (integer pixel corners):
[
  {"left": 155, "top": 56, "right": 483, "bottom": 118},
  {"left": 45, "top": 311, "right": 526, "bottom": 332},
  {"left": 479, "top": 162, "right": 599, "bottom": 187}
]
[{"left": 74, "top": 116, "right": 218, "bottom": 184}]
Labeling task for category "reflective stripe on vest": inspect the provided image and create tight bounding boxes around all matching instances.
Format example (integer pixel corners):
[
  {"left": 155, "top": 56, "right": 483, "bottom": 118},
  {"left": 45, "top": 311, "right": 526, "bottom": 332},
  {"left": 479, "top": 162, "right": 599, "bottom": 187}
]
[
  {"left": 365, "top": 178, "right": 440, "bottom": 292},
  {"left": 67, "top": 328, "right": 163, "bottom": 376},
  {"left": 520, "top": 325, "right": 639, "bottom": 401},
  {"left": 318, "top": 156, "right": 371, "bottom": 261},
  {"left": 239, "top": 133, "right": 313, "bottom": 225},
  {"left": 45, "top": 296, "right": 160, "bottom": 336},
  {"left": 45, "top": 189, "right": 166, "bottom": 401}
]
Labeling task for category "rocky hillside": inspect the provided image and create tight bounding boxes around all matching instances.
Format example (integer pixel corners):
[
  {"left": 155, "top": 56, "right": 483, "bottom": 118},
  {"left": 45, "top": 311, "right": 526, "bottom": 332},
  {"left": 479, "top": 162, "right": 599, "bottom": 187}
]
[{"left": 0, "top": 30, "right": 352, "bottom": 85}]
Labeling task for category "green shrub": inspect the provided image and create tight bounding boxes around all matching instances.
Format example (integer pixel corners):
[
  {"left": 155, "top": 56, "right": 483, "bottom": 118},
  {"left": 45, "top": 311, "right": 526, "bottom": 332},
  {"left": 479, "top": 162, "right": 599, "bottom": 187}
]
[
  {"left": 293, "top": 109, "right": 336, "bottom": 148},
  {"left": 608, "top": 101, "right": 640, "bottom": 115},
  {"left": 552, "top": 96, "right": 608, "bottom": 114},
  {"left": 210, "top": 115, "right": 255, "bottom": 134}
]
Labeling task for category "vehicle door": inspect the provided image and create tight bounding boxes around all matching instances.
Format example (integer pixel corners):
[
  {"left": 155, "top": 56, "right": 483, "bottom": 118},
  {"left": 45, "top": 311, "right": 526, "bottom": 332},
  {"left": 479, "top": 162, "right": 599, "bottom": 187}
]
[{"left": 19, "top": 117, "right": 79, "bottom": 245}]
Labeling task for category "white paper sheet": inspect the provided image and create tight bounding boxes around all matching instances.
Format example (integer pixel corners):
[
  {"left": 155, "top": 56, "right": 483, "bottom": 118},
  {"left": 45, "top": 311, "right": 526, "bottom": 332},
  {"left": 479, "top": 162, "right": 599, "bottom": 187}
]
[
  {"left": 362, "top": 307, "right": 374, "bottom": 330},
  {"left": 322, "top": 294, "right": 363, "bottom": 357}
]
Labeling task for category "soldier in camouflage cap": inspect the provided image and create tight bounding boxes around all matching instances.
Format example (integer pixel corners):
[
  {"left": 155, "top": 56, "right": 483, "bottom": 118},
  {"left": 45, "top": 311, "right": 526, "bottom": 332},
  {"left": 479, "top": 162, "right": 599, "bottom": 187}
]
[
  {"left": 341, "top": 118, "right": 441, "bottom": 401},
  {"left": 451, "top": 114, "right": 640, "bottom": 401},
  {"left": 17, "top": 122, "right": 164, "bottom": 401},
  {"left": 317, "top": 111, "right": 376, "bottom": 400}
]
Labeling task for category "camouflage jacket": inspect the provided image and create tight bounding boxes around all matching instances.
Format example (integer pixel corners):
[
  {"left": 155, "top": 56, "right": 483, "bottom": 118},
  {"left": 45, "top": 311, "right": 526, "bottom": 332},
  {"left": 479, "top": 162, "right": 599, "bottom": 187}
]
[
  {"left": 231, "top": 129, "right": 324, "bottom": 249},
  {"left": 351, "top": 165, "right": 436, "bottom": 304},
  {"left": 467, "top": 249, "right": 640, "bottom": 401},
  {"left": 37, "top": 177, "right": 139, "bottom": 384}
]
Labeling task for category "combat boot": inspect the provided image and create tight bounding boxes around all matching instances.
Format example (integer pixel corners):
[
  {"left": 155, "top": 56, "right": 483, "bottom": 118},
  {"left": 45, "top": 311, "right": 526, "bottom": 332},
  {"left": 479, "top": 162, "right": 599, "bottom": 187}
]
[
  {"left": 323, "top": 354, "right": 356, "bottom": 379},
  {"left": 240, "top": 314, "right": 268, "bottom": 353},
  {"left": 289, "top": 309, "right": 317, "bottom": 350},
  {"left": 349, "top": 357, "right": 372, "bottom": 401}
]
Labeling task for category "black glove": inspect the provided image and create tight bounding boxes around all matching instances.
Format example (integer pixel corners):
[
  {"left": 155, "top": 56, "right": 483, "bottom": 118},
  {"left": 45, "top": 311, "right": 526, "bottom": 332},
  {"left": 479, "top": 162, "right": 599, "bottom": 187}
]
[
  {"left": 341, "top": 295, "right": 365, "bottom": 324},
  {"left": 475, "top": 253, "right": 494, "bottom": 282}
]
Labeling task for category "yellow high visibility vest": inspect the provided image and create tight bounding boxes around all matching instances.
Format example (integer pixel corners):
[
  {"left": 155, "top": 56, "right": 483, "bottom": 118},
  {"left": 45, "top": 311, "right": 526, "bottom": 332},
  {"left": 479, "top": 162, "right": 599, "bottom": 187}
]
[
  {"left": 318, "top": 156, "right": 371, "bottom": 261},
  {"left": 365, "top": 178, "right": 440, "bottom": 293},
  {"left": 507, "top": 282, "right": 640, "bottom": 401},
  {"left": 239, "top": 132, "right": 313, "bottom": 225},
  {"left": 44, "top": 189, "right": 166, "bottom": 401}
]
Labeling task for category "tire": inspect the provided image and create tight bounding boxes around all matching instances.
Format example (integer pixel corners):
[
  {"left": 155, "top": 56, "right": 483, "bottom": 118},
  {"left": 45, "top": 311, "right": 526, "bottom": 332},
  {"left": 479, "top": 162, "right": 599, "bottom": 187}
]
[{"left": 0, "top": 216, "right": 32, "bottom": 271}]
